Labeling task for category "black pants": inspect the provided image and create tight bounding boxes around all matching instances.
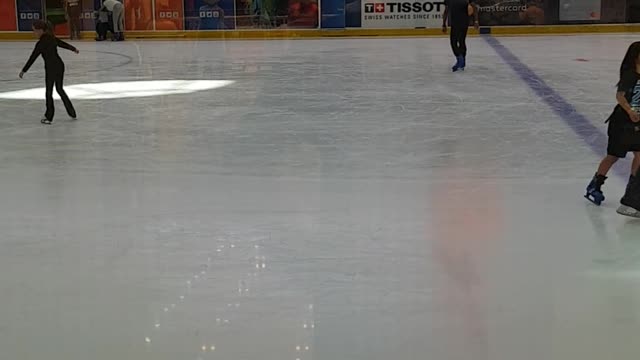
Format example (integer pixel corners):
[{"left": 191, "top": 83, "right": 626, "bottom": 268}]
[
  {"left": 96, "top": 15, "right": 114, "bottom": 40},
  {"left": 450, "top": 25, "right": 468, "bottom": 57},
  {"left": 45, "top": 67, "right": 76, "bottom": 121},
  {"left": 607, "top": 115, "right": 640, "bottom": 158},
  {"left": 96, "top": 22, "right": 109, "bottom": 39}
]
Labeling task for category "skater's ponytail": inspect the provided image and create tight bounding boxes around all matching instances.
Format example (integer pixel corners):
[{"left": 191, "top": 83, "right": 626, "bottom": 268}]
[{"left": 618, "top": 41, "right": 640, "bottom": 86}]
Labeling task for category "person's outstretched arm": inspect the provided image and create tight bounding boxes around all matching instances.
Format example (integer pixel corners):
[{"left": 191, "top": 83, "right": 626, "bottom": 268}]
[
  {"left": 20, "top": 42, "right": 42, "bottom": 77},
  {"left": 56, "top": 38, "right": 79, "bottom": 53}
]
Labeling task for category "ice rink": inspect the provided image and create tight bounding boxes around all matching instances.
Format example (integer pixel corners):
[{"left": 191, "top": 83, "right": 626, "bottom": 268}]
[{"left": 1, "top": 34, "right": 640, "bottom": 360}]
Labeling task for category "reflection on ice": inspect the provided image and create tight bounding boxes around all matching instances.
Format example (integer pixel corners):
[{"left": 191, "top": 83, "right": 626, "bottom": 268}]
[{"left": 0, "top": 80, "right": 234, "bottom": 100}]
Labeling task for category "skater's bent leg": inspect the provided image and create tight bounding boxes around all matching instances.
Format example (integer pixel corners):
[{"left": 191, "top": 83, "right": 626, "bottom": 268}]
[{"left": 597, "top": 155, "right": 619, "bottom": 176}]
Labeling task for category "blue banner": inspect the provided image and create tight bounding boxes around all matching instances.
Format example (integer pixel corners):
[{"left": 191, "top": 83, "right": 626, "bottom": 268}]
[
  {"left": 321, "top": 0, "right": 345, "bottom": 28},
  {"left": 16, "top": 0, "right": 43, "bottom": 31},
  {"left": 184, "top": 0, "right": 236, "bottom": 30}
]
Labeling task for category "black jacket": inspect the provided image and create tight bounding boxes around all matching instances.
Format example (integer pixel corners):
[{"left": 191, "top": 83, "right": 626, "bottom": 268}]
[{"left": 22, "top": 33, "right": 77, "bottom": 73}]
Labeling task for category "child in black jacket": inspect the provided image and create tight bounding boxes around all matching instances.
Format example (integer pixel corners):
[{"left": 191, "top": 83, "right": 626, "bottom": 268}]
[
  {"left": 586, "top": 41, "right": 640, "bottom": 217},
  {"left": 19, "top": 20, "right": 79, "bottom": 125}
]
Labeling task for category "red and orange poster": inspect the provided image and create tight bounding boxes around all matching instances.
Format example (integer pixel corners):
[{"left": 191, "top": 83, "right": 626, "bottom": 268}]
[
  {"left": 124, "top": 0, "right": 154, "bottom": 30},
  {"left": 155, "top": 0, "right": 184, "bottom": 30},
  {"left": 0, "top": 0, "right": 18, "bottom": 31}
]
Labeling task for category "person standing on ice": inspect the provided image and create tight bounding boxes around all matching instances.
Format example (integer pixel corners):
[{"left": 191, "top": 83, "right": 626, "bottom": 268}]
[
  {"left": 101, "top": 0, "right": 125, "bottom": 41},
  {"left": 19, "top": 20, "right": 79, "bottom": 125},
  {"left": 442, "top": 0, "right": 479, "bottom": 72},
  {"left": 65, "top": 0, "right": 82, "bottom": 40},
  {"left": 585, "top": 42, "right": 640, "bottom": 218}
]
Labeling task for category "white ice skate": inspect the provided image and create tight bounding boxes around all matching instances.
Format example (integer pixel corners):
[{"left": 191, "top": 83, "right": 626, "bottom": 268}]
[{"left": 616, "top": 204, "right": 640, "bottom": 218}]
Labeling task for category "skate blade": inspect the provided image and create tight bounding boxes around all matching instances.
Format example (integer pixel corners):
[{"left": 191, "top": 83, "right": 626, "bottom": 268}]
[
  {"left": 584, "top": 194, "right": 603, "bottom": 206},
  {"left": 616, "top": 205, "right": 640, "bottom": 218}
]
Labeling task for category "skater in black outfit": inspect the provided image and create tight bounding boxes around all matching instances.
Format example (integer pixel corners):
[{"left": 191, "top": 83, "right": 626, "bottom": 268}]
[
  {"left": 19, "top": 20, "right": 79, "bottom": 125},
  {"left": 586, "top": 42, "right": 640, "bottom": 217},
  {"left": 442, "top": 0, "right": 479, "bottom": 72}
]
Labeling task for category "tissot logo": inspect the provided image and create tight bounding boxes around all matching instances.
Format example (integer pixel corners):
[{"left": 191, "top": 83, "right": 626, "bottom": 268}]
[
  {"left": 365, "top": 1, "right": 444, "bottom": 13},
  {"left": 365, "top": 3, "right": 385, "bottom": 12}
]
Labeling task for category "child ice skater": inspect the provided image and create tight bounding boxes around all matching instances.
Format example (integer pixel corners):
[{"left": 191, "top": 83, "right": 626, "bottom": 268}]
[
  {"left": 19, "top": 20, "right": 79, "bottom": 125},
  {"left": 442, "top": 0, "right": 479, "bottom": 72},
  {"left": 95, "top": 8, "right": 113, "bottom": 41},
  {"left": 586, "top": 41, "right": 640, "bottom": 217}
]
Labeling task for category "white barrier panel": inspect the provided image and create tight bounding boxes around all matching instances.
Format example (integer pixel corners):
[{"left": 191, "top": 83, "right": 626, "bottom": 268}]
[{"left": 361, "top": 0, "right": 446, "bottom": 28}]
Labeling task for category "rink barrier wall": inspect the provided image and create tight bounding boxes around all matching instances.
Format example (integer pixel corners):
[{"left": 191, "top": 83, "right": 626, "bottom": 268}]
[{"left": 1, "top": 24, "right": 640, "bottom": 40}]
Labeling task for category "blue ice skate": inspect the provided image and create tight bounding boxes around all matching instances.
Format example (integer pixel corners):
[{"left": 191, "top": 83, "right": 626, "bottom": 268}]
[
  {"left": 452, "top": 56, "right": 464, "bottom": 72},
  {"left": 585, "top": 174, "right": 606, "bottom": 206}
]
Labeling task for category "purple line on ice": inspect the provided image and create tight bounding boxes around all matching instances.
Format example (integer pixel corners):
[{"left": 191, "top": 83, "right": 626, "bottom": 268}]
[{"left": 484, "top": 35, "right": 627, "bottom": 179}]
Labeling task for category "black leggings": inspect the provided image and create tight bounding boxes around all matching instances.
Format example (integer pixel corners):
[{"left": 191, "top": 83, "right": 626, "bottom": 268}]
[
  {"left": 450, "top": 25, "right": 468, "bottom": 57},
  {"left": 45, "top": 68, "right": 76, "bottom": 121}
]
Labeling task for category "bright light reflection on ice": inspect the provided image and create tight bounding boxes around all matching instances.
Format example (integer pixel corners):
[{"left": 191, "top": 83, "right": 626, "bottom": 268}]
[{"left": 0, "top": 80, "right": 235, "bottom": 100}]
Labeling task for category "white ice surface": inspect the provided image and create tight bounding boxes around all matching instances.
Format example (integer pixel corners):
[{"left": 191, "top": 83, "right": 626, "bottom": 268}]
[{"left": 1, "top": 35, "right": 640, "bottom": 360}]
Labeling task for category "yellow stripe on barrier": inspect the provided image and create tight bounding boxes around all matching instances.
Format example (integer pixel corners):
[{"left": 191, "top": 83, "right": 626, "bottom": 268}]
[
  {"left": 489, "top": 24, "right": 640, "bottom": 35},
  {"left": 0, "top": 24, "right": 638, "bottom": 41}
]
